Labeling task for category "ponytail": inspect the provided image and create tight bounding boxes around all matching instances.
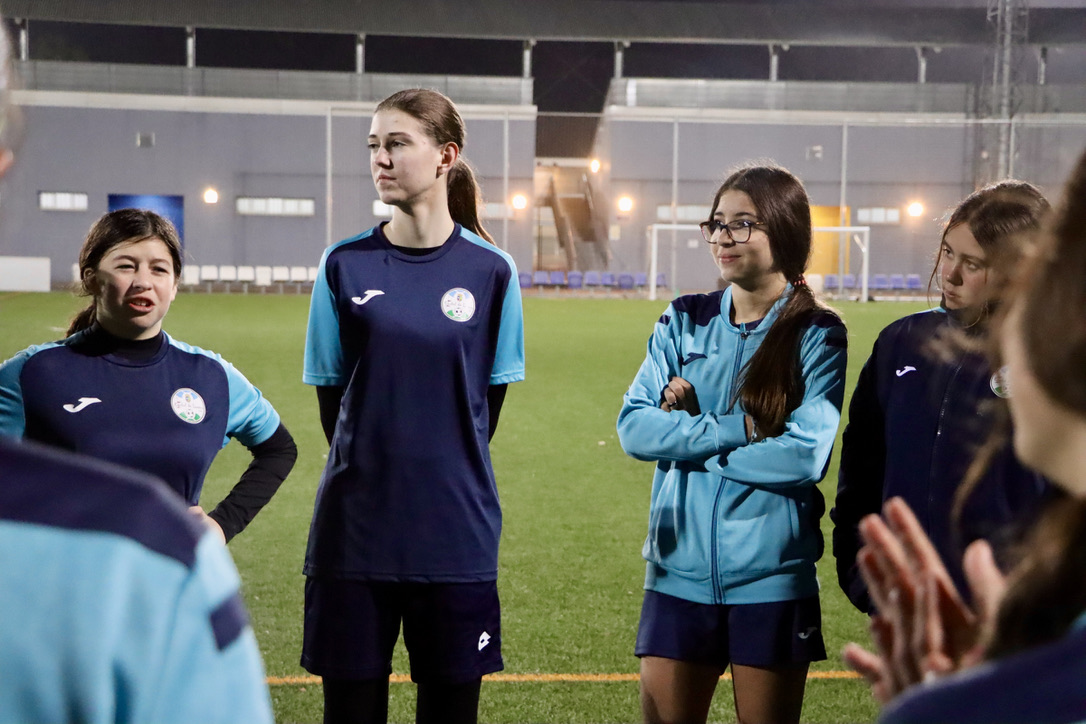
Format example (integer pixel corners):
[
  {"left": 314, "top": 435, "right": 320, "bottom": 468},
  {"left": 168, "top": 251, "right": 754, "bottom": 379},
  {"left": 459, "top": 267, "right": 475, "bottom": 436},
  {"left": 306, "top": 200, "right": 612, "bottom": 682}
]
[
  {"left": 375, "top": 89, "right": 493, "bottom": 244},
  {"left": 713, "top": 163, "right": 842, "bottom": 437},
  {"left": 67, "top": 303, "right": 97, "bottom": 336},
  {"left": 447, "top": 157, "right": 493, "bottom": 243},
  {"left": 735, "top": 279, "right": 838, "bottom": 437}
]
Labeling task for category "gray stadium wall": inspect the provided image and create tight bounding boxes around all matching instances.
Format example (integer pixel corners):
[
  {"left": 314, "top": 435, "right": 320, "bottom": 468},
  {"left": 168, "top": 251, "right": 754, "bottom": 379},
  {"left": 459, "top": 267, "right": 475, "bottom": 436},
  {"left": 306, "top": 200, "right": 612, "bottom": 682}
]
[
  {"left": 595, "top": 110, "right": 1086, "bottom": 284},
  {"left": 0, "top": 97, "right": 536, "bottom": 283}
]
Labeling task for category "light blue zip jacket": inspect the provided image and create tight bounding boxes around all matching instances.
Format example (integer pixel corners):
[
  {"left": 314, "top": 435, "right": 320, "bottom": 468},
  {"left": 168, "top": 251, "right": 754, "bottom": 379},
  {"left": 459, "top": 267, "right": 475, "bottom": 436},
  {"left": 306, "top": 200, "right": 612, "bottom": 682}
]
[{"left": 617, "top": 285, "right": 847, "bottom": 605}]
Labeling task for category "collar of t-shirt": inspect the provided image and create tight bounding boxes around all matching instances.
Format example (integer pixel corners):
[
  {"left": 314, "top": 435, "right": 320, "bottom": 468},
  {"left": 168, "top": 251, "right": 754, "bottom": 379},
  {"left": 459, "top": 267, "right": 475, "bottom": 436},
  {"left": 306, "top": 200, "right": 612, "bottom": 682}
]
[
  {"left": 87, "top": 323, "right": 166, "bottom": 362},
  {"left": 391, "top": 243, "right": 442, "bottom": 257}
]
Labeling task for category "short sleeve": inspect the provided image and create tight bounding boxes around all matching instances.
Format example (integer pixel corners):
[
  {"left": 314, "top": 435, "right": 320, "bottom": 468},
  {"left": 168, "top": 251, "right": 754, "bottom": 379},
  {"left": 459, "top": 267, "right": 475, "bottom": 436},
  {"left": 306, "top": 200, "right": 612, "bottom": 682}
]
[
  {"left": 303, "top": 247, "right": 346, "bottom": 387},
  {"left": 221, "top": 360, "right": 281, "bottom": 448},
  {"left": 0, "top": 349, "right": 31, "bottom": 437},
  {"left": 490, "top": 254, "right": 525, "bottom": 385}
]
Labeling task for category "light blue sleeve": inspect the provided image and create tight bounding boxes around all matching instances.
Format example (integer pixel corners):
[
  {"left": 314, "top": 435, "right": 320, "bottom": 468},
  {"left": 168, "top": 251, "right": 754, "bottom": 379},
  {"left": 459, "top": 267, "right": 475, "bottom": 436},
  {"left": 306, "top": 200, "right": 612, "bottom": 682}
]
[
  {"left": 491, "top": 253, "right": 525, "bottom": 385},
  {"left": 0, "top": 344, "right": 59, "bottom": 438},
  {"left": 143, "top": 533, "right": 273, "bottom": 724},
  {"left": 616, "top": 305, "right": 747, "bottom": 463},
  {"left": 0, "top": 349, "right": 30, "bottom": 437},
  {"left": 221, "top": 360, "right": 280, "bottom": 447},
  {"left": 703, "top": 322, "right": 848, "bottom": 488},
  {"left": 302, "top": 246, "right": 345, "bottom": 387}
]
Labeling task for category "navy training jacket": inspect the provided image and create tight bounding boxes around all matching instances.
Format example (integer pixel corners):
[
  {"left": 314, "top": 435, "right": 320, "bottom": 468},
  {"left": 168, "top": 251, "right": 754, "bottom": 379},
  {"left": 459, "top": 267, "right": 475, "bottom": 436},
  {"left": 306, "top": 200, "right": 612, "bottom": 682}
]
[{"left": 831, "top": 308, "right": 1049, "bottom": 613}]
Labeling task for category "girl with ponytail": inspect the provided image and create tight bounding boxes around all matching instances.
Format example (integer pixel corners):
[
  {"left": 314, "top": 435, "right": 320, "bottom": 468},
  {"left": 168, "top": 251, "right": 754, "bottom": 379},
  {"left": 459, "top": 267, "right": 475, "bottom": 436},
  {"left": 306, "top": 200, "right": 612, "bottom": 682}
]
[
  {"left": 832, "top": 181, "right": 1051, "bottom": 616},
  {"left": 843, "top": 147, "right": 1086, "bottom": 724},
  {"left": 301, "top": 89, "right": 524, "bottom": 724},
  {"left": 0, "top": 208, "right": 296, "bottom": 544},
  {"left": 617, "top": 163, "right": 847, "bottom": 724}
]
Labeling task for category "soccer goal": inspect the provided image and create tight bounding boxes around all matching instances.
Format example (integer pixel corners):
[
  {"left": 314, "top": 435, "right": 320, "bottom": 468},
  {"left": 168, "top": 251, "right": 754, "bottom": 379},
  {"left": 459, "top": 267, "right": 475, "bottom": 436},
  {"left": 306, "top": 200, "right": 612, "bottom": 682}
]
[{"left": 645, "top": 223, "right": 872, "bottom": 302}]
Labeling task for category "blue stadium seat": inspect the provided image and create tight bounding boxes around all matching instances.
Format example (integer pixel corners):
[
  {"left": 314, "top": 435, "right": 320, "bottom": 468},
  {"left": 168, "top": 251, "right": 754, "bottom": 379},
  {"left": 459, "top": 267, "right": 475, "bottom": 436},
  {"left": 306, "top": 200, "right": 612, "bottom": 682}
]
[
  {"left": 655, "top": 273, "right": 667, "bottom": 288},
  {"left": 518, "top": 271, "right": 532, "bottom": 289},
  {"left": 549, "top": 270, "right": 567, "bottom": 287},
  {"left": 889, "top": 273, "right": 906, "bottom": 290},
  {"left": 906, "top": 273, "right": 923, "bottom": 292},
  {"left": 617, "top": 273, "right": 635, "bottom": 290},
  {"left": 872, "top": 273, "right": 890, "bottom": 290},
  {"left": 600, "top": 272, "right": 616, "bottom": 287},
  {"left": 584, "top": 270, "right": 602, "bottom": 287},
  {"left": 842, "top": 274, "right": 857, "bottom": 290},
  {"left": 532, "top": 270, "right": 548, "bottom": 287},
  {"left": 824, "top": 274, "right": 839, "bottom": 291},
  {"left": 634, "top": 272, "right": 648, "bottom": 287},
  {"left": 567, "top": 270, "right": 584, "bottom": 289}
]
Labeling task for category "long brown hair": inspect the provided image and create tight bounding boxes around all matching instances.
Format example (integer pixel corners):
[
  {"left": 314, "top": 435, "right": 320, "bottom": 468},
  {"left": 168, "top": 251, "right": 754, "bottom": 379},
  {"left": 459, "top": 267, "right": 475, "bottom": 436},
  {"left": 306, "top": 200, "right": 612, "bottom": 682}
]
[
  {"left": 946, "top": 183, "right": 1050, "bottom": 519},
  {"left": 983, "top": 150, "right": 1086, "bottom": 659},
  {"left": 375, "top": 88, "right": 493, "bottom": 243},
  {"left": 68, "top": 209, "right": 183, "bottom": 336},
  {"left": 927, "top": 180, "right": 1050, "bottom": 317},
  {"left": 713, "top": 163, "right": 841, "bottom": 437}
]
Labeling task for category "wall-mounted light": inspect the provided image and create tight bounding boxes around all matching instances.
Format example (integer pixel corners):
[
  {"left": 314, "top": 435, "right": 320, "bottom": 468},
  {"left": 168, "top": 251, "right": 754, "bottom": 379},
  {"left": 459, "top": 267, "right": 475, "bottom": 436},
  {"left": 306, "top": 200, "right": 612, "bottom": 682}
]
[
  {"left": 589, "top": 158, "right": 601, "bottom": 174},
  {"left": 203, "top": 188, "right": 219, "bottom": 204},
  {"left": 511, "top": 193, "right": 528, "bottom": 210},
  {"left": 906, "top": 201, "right": 924, "bottom": 217},
  {"left": 617, "top": 196, "right": 634, "bottom": 213}
]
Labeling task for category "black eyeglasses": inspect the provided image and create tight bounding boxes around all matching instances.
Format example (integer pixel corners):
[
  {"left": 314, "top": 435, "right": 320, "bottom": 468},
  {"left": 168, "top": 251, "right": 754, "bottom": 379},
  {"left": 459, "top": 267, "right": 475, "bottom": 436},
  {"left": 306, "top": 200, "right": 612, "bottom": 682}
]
[{"left": 699, "top": 219, "right": 765, "bottom": 244}]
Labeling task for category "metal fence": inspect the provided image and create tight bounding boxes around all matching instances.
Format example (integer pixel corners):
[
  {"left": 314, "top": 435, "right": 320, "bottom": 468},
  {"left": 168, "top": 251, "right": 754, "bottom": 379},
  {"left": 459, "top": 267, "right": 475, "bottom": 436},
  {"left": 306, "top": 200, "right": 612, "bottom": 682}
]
[
  {"left": 608, "top": 78, "right": 1086, "bottom": 115},
  {"left": 15, "top": 60, "right": 534, "bottom": 106}
]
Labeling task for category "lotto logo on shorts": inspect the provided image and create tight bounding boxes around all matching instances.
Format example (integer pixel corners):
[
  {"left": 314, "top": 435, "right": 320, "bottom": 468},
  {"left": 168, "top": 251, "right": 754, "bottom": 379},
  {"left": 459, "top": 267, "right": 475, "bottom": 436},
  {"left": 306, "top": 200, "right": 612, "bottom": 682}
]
[
  {"left": 478, "top": 631, "right": 491, "bottom": 651},
  {"left": 171, "top": 388, "right": 206, "bottom": 424},
  {"left": 441, "top": 288, "right": 476, "bottom": 323}
]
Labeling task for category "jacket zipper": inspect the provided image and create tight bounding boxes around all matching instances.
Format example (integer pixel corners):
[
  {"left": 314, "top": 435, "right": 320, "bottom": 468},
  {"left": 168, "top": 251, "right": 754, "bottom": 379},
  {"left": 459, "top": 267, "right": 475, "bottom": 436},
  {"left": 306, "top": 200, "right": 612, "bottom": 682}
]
[
  {"left": 712, "top": 323, "right": 750, "bottom": 603},
  {"left": 929, "top": 358, "right": 965, "bottom": 522}
]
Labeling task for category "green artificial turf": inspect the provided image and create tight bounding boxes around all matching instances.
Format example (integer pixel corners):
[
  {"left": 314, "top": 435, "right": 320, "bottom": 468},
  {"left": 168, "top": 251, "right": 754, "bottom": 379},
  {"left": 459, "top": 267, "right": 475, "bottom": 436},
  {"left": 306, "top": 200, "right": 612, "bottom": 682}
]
[{"left": 0, "top": 290, "right": 930, "bottom": 723}]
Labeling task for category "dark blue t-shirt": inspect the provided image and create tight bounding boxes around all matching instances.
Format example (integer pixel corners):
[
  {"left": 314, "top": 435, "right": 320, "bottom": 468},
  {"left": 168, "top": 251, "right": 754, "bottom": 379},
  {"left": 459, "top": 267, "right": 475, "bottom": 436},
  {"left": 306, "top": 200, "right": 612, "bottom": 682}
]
[
  {"left": 302, "top": 223, "right": 525, "bottom": 582},
  {"left": 0, "top": 326, "right": 280, "bottom": 505}
]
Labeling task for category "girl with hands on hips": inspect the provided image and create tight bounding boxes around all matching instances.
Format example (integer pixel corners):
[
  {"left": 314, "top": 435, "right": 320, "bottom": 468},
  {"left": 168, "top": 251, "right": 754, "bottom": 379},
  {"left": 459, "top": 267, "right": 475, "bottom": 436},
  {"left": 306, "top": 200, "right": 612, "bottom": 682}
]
[
  {"left": 618, "top": 163, "right": 847, "bottom": 724},
  {"left": 845, "top": 147, "right": 1086, "bottom": 724},
  {"left": 0, "top": 210, "right": 296, "bottom": 544}
]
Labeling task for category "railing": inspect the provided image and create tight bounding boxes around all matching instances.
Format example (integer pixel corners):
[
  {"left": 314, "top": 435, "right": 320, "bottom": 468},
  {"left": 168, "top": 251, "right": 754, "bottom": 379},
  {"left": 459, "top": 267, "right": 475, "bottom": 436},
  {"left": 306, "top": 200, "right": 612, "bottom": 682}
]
[
  {"left": 14, "top": 60, "right": 534, "bottom": 106},
  {"left": 608, "top": 78, "right": 1086, "bottom": 115}
]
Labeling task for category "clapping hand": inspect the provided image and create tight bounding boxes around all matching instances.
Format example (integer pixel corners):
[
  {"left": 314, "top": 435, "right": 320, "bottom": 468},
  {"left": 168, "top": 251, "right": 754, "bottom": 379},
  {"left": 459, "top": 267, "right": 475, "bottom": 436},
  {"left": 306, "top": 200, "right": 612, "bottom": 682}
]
[{"left": 842, "top": 497, "right": 1007, "bottom": 704}]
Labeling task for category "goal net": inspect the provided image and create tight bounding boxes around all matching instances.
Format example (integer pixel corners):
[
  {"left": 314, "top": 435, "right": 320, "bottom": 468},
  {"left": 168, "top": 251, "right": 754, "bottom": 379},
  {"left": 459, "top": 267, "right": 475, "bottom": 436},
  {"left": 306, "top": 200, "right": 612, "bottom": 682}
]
[{"left": 645, "top": 223, "right": 872, "bottom": 302}]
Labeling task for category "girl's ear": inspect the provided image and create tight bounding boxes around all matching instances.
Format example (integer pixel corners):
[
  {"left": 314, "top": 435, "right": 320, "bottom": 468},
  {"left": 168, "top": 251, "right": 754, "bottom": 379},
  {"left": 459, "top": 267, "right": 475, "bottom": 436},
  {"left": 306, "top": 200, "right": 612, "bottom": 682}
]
[
  {"left": 82, "top": 266, "right": 98, "bottom": 295},
  {"left": 437, "top": 142, "right": 460, "bottom": 177}
]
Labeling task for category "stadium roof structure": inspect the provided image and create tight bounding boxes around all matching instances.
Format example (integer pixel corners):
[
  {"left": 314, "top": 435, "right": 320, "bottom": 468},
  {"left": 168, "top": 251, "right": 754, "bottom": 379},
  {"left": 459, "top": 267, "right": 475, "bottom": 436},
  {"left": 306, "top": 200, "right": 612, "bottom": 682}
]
[{"left": 6, "top": 0, "right": 1086, "bottom": 47}]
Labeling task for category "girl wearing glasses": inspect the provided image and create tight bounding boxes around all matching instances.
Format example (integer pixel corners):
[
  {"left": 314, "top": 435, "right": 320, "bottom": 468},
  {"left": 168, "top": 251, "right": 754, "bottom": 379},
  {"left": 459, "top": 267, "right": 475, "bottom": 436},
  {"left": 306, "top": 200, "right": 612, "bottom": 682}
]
[
  {"left": 831, "top": 182, "right": 1050, "bottom": 616},
  {"left": 617, "top": 163, "right": 847, "bottom": 724}
]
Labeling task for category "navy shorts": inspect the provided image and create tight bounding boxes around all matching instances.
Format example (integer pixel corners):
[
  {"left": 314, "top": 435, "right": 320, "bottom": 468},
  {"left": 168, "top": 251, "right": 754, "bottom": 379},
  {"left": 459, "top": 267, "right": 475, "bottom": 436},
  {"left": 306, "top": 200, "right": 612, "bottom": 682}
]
[
  {"left": 301, "top": 578, "right": 503, "bottom": 684},
  {"left": 635, "top": 590, "right": 826, "bottom": 669}
]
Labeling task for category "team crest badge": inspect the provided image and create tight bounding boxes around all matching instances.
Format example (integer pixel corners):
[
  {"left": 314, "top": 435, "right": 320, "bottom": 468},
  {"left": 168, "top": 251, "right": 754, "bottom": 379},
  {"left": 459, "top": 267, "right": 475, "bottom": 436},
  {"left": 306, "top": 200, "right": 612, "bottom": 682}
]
[
  {"left": 990, "top": 366, "right": 1011, "bottom": 398},
  {"left": 441, "top": 288, "right": 475, "bottom": 323},
  {"left": 171, "top": 388, "right": 206, "bottom": 424}
]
